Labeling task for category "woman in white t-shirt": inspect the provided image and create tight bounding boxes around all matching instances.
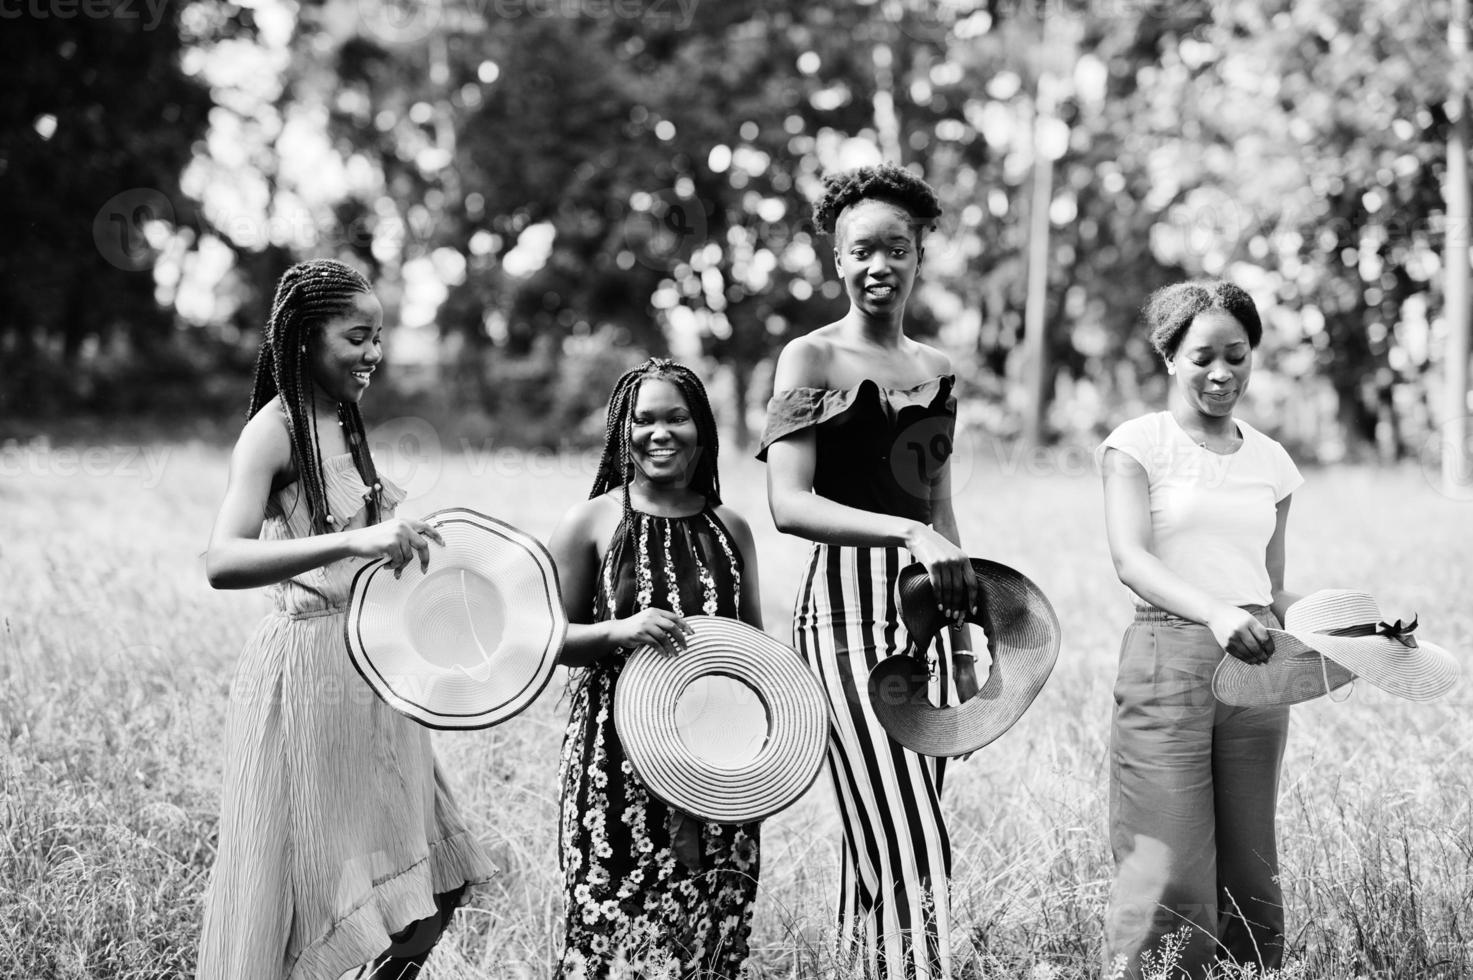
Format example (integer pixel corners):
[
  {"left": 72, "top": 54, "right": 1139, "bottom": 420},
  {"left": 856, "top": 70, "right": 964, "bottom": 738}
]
[{"left": 1097, "top": 280, "right": 1303, "bottom": 979}]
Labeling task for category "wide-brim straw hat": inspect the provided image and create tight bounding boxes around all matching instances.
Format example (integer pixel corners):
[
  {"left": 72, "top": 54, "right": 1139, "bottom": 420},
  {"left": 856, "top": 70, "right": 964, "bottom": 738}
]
[
  {"left": 868, "top": 559, "right": 1061, "bottom": 757},
  {"left": 345, "top": 507, "right": 567, "bottom": 730},
  {"left": 1213, "top": 589, "right": 1459, "bottom": 707},
  {"left": 614, "top": 616, "right": 828, "bottom": 823}
]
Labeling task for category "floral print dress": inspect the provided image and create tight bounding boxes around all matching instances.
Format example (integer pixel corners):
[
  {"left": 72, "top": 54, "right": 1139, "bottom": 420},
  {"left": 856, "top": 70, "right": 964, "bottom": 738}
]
[{"left": 556, "top": 506, "right": 760, "bottom": 980}]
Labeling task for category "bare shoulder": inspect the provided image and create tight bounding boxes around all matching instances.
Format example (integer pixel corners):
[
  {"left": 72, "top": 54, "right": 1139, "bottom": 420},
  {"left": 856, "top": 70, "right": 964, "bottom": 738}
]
[
  {"left": 908, "top": 340, "right": 954, "bottom": 378},
  {"left": 713, "top": 503, "right": 758, "bottom": 563},
  {"left": 713, "top": 502, "right": 754, "bottom": 541},
  {"left": 233, "top": 397, "right": 294, "bottom": 477},
  {"left": 556, "top": 491, "right": 621, "bottom": 544},
  {"left": 773, "top": 328, "right": 840, "bottom": 391}
]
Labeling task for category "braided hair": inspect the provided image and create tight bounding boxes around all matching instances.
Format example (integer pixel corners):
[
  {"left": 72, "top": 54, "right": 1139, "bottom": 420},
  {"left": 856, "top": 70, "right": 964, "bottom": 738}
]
[
  {"left": 812, "top": 163, "right": 942, "bottom": 240},
  {"left": 588, "top": 357, "right": 722, "bottom": 572},
  {"left": 1144, "top": 279, "right": 1264, "bottom": 361},
  {"left": 247, "top": 259, "right": 383, "bottom": 535}
]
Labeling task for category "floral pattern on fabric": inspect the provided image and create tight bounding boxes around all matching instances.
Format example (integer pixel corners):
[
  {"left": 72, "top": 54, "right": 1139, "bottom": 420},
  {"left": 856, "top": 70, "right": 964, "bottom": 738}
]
[{"left": 555, "top": 509, "right": 760, "bottom": 980}]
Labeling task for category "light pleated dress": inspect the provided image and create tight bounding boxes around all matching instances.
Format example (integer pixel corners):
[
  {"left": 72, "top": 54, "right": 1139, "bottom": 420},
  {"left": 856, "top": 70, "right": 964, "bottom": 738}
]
[{"left": 198, "top": 453, "right": 494, "bottom": 980}]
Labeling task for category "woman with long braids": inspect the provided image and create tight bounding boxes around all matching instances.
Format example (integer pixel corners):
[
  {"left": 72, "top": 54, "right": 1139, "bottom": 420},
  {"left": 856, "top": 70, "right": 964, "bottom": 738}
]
[
  {"left": 199, "top": 259, "right": 492, "bottom": 980},
  {"left": 760, "top": 164, "right": 978, "bottom": 980},
  {"left": 547, "top": 357, "right": 764, "bottom": 980}
]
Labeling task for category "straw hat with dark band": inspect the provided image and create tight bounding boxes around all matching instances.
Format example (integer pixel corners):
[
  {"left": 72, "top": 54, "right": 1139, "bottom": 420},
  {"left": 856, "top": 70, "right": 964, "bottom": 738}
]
[
  {"left": 868, "top": 560, "right": 1060, "bottom": 757},
  {"left": 1213, "top": 589, "right": 1459, "bottom": 707},
  {"left": 614, "top": 616, "right": 828, "bottom": 824},
  {"left": 345, "top": 508, "right": 567, "bottom": 730}
]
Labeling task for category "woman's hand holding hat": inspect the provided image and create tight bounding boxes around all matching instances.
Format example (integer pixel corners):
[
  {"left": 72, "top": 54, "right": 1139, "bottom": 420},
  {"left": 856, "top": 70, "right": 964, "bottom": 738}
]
[
  {"left": 348, "top": 517, "right": 445, "bottom": 579},
  {"left": 904, "top": 523, "right": 977, "bottom": 624},
  {"left": 1208, "top": 604, "right": 1274, "bottom": 664},
  {"left": 611, "top": 609, "right": 694, "bottom": 658}
]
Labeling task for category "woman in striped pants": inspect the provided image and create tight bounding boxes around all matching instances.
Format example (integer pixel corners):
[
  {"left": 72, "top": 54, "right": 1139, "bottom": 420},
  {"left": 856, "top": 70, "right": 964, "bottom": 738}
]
[{"left": 760, "top": 164, "right": 979, "bottom": 980}]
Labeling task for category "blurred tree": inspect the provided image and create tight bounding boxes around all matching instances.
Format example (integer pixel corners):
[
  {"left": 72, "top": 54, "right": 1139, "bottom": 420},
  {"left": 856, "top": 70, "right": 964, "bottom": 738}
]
[
  {"left": 0, "top": 7, "right": 213, "bottom": 417},
  {"left": 1127, "top": 0, "right": 1462, "bottom": 457},
  {"left": 14, "top": 0, "right": 1461, "bottom": 463}
]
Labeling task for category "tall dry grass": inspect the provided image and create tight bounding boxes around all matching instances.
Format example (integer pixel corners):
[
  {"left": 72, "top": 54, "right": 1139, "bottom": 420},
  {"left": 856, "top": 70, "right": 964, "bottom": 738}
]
[{"left": 3, "top": 435, "right": 1471, "bottom": 979}]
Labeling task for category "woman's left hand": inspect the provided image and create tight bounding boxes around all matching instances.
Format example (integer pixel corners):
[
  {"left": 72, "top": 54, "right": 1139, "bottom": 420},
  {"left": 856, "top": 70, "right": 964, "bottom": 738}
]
[
  {"left": 951, "top": 653, "right": 981, "bottom": 762},
  {"left": 952, "top": 653, "right": 979, "bottom": 704}
]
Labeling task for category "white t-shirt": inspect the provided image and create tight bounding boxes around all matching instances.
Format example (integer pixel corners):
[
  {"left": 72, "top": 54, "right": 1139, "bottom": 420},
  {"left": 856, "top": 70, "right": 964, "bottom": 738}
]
[{"left": 1098, "top": 411, "right": 1304, "bottom": 607}]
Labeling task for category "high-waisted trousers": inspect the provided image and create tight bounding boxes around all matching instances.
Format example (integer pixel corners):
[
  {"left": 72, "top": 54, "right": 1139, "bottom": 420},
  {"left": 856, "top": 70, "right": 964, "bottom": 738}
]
[{"left": 1103, "top": 606, "right": 1289, "bottom": 979}]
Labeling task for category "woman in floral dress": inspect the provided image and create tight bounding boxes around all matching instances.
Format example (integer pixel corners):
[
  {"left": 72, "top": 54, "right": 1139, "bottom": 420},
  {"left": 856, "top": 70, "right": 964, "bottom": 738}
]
[{"left": 547, "top": 358, "right": 765, "bottom": 980}]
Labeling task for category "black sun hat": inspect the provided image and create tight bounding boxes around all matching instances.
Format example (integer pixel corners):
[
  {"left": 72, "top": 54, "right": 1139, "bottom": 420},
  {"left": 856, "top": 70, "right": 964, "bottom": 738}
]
[{"left": 868, "top": 560, "right": 1061, "bottom": 757}]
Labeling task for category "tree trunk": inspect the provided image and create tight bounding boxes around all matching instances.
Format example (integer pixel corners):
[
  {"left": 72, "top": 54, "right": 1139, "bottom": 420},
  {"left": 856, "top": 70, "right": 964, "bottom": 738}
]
[
  {"left": 729, "top": 359, "right": 751, "bottom": 453},
  {"left": 1445, "top": 0, "right": 1471, "bottom": 493}
]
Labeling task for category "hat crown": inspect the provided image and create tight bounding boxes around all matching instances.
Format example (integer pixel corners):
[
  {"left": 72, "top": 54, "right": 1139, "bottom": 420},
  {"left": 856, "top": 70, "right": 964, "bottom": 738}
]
[{"left": 1283, "top": 589, "right": 1382, "bottom": 634}]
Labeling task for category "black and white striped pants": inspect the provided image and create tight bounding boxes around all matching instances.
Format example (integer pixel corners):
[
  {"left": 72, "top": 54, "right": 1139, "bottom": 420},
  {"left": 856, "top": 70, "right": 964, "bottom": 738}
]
[{"left": 794, "top": 543, "right": 954, "bottom": 980}]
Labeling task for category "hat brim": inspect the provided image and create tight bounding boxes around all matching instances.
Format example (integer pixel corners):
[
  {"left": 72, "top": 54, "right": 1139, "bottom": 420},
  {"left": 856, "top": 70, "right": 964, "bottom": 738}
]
[
  {"left": 345, "top": 508, "right": 567, "bottom": 730},
  {"left": 614, "top": 616, "right": 828, "bottom": 823},
  {"left": 1214, "top": 628, "right": 1456, "bottom": 707},
  {"left": 1211, "top": 635, "right": 1357, "bottom": 707},
  {"left": 868, "top": 559, "right": 1061, "bottom": 757}
]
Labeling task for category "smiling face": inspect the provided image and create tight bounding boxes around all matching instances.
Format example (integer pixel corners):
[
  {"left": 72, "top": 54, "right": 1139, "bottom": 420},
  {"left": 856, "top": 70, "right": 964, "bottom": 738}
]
[
  {"left": 308, "top": 290, "right": 384, "bottom": 404},
  {"left": 833, "top": 199, "right": 922, "bottom": 320},
  {"left": 1168, "top": 308, "right": 1253, "bottom": 420},
  {"left": 629, "top": 378, "right": 700, "bottom": 487}
]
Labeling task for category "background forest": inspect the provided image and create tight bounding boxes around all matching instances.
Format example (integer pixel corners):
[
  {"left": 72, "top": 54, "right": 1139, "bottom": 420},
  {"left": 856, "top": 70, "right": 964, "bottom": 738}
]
[{"left": 5, "top": 0, "right": 1470, "bottom": 466}]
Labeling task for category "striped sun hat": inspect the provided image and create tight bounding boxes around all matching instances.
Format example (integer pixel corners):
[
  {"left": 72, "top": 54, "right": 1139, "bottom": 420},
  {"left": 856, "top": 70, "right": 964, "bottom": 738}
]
[
  {"left": 614, "top": 616, "right": 828, "bottom": 823},
  {"left": 1212, "top": 589, "right": 1460, "bottom": 707}
]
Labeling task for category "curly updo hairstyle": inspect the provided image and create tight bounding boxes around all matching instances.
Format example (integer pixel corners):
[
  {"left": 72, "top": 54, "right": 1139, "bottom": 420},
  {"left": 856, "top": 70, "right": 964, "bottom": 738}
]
[
  {"left": 1143, "top": 279, "right": 1263, "bottom": 361},
  {"left": 812, "top": 164, "right": 942, "bottom": 239}
]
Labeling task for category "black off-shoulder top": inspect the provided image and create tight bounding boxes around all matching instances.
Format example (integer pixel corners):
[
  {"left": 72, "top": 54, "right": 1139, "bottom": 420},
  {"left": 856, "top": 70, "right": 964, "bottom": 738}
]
[{"left": 756, "top": 375, "right": 956, "bottom": 525}]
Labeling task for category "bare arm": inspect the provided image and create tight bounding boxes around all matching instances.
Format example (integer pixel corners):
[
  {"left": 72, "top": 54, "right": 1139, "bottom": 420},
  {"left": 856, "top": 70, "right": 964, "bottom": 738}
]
[
  {"left": 1100, "top": 448, "right": 1273, "bottom": 662},
  {"left": 549, "top": 498, "right": 689, "bottom": 668},
  {"left": 549, "top": 498, "right": 624, "bottom": 668},
  {"left": 763, "top": 339, "right": 973, "bottom": 619},
  {"left": 928, "top": 472, "right": 976, "bottom": 652},
  {"left": 206, "top": 411, "right": 363, "bottom": 589},
  {"left": 1266, "top": 494, "right": 1300, "bottom": 624},
  {"left": 766, "top": 433, "right": 923, "bottom": 546},
  {"left": 206, "top": 409, "right": 443, "bottom": 590},
  {"left": 928, "top": 469, "right": 981, "bottom": 706},
  {"left": 716, "top": 505, "right": 764, "bottom": 631}
]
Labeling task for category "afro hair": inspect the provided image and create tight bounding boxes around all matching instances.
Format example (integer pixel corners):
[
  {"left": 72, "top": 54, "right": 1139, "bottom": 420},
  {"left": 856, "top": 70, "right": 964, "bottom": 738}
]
[
  {"left": 1144, "top": 279, "right": 1264, "bottom": 360},
  {"left": 812, "top": 164, "right": 942, "bottom": 239}
]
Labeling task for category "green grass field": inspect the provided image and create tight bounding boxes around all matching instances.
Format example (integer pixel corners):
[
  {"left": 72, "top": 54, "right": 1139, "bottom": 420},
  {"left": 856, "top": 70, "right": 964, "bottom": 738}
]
[{"left": 4, "top": 435, "right": 1472, "bottom": 979}]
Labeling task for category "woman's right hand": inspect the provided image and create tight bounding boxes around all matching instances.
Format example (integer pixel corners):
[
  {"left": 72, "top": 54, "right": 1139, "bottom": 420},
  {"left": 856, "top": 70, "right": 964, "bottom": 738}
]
[
  {"left": 607, "top": 609, "right": 694, "bottom": 657},
  {"left": 905, "top": 523, "right": 977, "bottom": 624},
  {"left": 347, "top": 517, "right": 445, "bottom": 578},
  {"left": 1207, "top": 605, "right": 1274, "bottom": 664}
]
